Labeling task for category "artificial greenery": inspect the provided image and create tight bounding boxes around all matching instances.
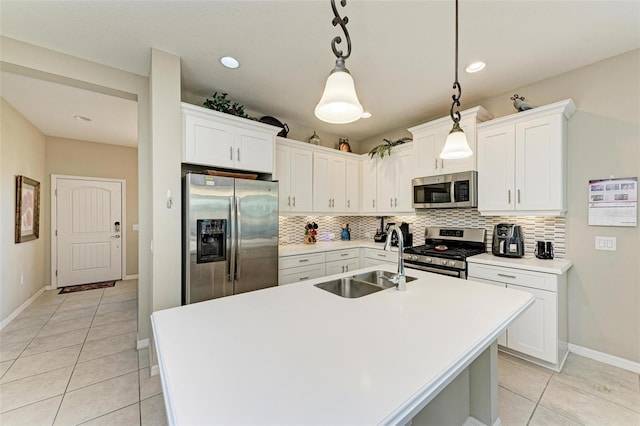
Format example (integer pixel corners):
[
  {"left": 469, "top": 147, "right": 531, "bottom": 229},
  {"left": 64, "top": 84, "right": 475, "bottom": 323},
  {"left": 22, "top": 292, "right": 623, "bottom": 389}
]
[
  {"left": 368, "top": 137, "right": 412, "bottom": 159},
  {"left": 203, "top": 92, "right": 250, "bottom": 118}
]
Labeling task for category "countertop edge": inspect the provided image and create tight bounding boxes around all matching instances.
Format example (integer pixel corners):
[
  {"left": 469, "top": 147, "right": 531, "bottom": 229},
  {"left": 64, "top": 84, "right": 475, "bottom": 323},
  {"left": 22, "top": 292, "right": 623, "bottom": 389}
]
[{"left": 467, "top": 253, "right": 573, "bottom": 275}]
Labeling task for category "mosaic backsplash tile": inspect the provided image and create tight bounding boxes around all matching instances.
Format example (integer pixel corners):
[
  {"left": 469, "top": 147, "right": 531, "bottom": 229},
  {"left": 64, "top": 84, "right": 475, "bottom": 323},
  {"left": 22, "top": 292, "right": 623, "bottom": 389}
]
[{"left": 279, "top": 210, "right": 566, "bottom": 259}]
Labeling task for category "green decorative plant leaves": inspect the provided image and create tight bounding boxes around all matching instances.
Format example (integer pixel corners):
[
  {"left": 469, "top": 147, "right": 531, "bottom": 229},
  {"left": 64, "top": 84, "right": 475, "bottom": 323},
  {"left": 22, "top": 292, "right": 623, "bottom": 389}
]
[{"left": 368, "top": 137, "right": 412, "bottom": 159}]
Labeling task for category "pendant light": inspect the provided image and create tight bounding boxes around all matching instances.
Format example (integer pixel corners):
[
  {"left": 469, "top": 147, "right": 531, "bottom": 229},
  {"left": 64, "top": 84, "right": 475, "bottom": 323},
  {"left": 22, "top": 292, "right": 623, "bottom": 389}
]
[
  {"left": 314, "top": 0, "right": 363, "bottom": 124},
  {"left": 440, "top": 0, "right": 472, "bottom": 159}
]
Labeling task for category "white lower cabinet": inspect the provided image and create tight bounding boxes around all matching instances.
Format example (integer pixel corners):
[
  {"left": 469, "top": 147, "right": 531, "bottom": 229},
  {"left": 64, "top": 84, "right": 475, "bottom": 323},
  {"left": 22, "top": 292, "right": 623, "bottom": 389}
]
[
  {"left": 325, "top": 248, "right": 360, "bottom": 275},
  {"left": 362, "top": 247, "right": 397, "bottom": 268},
  {"left": 278, "top": 252, "right": 326, "bottom": 285},
  {"left": 467, "top": 262, "right": 567, "bottom": 371}
]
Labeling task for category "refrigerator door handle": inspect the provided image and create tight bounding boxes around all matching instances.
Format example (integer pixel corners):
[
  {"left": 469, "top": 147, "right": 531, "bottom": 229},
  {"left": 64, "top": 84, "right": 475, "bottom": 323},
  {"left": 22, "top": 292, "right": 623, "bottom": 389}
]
[
  {"left": 234, "top": 196, "right": 241, "bottom": 281},
  {"left": 228, "top": 196, "right": 236, "bottom": 283}
]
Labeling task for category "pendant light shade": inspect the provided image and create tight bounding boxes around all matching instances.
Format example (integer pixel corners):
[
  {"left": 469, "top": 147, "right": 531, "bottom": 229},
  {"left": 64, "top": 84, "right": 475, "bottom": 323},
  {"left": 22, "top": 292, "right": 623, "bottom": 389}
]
[
  {"left": 439, "top": 0, "right": 472, "bottom": 160},
  {"left": 315, "top": 62, "right": 363, "bottom": 124},
  {"left": 441, "top": 122, "right": 472, "bottom": 159},
  {"left": 315, "top": 0, "right": 363, "bottom": 124}
]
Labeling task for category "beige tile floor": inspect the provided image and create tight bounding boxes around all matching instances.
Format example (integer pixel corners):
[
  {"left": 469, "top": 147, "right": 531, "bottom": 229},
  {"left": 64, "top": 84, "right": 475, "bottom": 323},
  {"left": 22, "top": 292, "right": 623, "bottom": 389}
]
[
  {"left": 1, "top": 279, "right": 639, "bottom": 425},
  {"left": 0, "top": 280, "right": 167, "bottom": 426}
]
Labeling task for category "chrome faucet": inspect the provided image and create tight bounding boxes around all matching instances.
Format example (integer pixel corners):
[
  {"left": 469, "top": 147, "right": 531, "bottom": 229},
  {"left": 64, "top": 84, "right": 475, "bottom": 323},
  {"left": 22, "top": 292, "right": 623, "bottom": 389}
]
[{"left": 383, "top": 225, "right": 407, "bottom": 291}]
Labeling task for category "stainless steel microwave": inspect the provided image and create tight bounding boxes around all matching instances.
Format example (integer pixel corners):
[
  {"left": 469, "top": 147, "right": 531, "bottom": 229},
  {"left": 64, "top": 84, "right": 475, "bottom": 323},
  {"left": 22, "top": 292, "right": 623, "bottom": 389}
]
[{"left": 412, "top": 171, "right": 478, "bottom": 209}]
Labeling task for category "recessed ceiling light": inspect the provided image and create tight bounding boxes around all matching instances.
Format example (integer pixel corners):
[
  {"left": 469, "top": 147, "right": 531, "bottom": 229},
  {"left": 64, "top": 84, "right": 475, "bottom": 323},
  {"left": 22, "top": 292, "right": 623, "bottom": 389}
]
[
  {"left": 220, "top": 56, "right": 240, "bottom": 69},
  {"left": 465, "top": 61, "right": 486, "bottom": 73},
  {"left": 361, "top": 112, "right": 372, "bottom": 119},
  {"left": 73, "top": 115, "right": 92, "bottom": 122}
]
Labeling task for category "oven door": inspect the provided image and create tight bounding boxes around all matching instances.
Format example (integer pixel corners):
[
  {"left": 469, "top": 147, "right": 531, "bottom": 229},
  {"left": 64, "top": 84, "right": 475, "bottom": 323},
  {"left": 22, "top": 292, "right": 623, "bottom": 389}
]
[{"left": 404, "top": 261, "right": 466, "bottom": 279}]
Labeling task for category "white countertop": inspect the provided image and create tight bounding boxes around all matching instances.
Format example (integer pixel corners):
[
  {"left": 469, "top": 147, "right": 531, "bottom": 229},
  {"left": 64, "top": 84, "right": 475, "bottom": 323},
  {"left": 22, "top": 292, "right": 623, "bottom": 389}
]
[
  {"left": 152, "top": 265, "right": 534, "bottom": 425},
  {"left": 279, "top": 239, "right": 398, "bottom": 256},
  {"left": 467, "top": 253, "right": 573, "bottom": 275}
]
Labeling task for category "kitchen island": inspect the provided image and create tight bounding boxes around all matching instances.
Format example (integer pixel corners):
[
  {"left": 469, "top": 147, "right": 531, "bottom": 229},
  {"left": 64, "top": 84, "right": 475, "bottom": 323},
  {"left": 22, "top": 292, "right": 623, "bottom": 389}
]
[{"left": 151, "top": 264, "right": 534, "bottom": 425}]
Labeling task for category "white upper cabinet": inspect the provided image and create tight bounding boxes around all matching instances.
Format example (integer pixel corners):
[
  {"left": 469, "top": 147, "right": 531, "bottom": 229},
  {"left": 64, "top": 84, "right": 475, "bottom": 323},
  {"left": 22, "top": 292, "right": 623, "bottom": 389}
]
[
  {"left": 361, "top": 144, "right": 415, "bottom": 215},
  {"left": 275, "top": 139, "right": 313, "bottom": 213},
  {"left": 477, "top": 99, "right": 575, "bottom": 216},
  {"left": 409, "top": 106, "right": 493, "bottom": 177},
  {"left": 313, "top": 152, "right": 347, "bottom": 213},
  {"left": 182, "top": 103, "right": 279, "bottom": 173}
]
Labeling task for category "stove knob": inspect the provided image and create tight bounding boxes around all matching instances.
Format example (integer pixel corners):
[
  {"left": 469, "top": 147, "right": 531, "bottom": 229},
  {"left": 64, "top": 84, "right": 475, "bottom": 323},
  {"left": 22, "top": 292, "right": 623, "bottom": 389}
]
[
  {"left": 412, "top": 255, "right": 418, "bottom": 261},
  {"left": 448, "top": 260, "right": 456, "bottom": 267},
  {"left": 441, "top": 260, "right": 448, "bottom": 265},
  {"left": 425, "top": 257, "right": 432, "bottom": 264}
]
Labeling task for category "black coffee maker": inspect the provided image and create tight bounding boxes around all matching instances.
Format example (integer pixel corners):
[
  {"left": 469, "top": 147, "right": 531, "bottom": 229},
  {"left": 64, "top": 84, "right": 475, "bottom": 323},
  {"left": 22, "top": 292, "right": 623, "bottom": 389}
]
[{"left": 492, "top": 223, "right": 525, "bottom": 258}]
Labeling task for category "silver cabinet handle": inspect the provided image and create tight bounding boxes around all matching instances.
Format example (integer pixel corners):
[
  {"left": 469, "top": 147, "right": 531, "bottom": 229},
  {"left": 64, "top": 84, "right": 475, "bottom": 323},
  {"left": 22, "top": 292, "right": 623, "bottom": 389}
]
[
  {"left": 299, "top": 276, "right": 309, "bottom": 281},
  {"left": 341, "top": 265, "right": 345, "bottom": 273},
  {"left": 347, "top": 199, "right": 350, "bottom": 208},
  {"left": 377, "top": 253, "right": 386, "bottom": 257},
  {"left": 288, "top": 196, "right": 291, "bottom": 206},
  {"left": 299, "top": 259, "right": 309, "bottom": 263},
  {"left": 346, "top": 265, "right": 349, "bottom": 272},
  {"left": 517, "top": 189, "right": 521, "bottom": 204},
  {"left": 441, "top": 159, "right": 445, "bottom": 169},
  {"left": 111, "top": 235, "right": 121, "bottom": 239},
  {"left": 230, "top": 146, "right": 233, "bottom": 161},
  {"left": 394, "top": 198, "right": 398, "bottom": 207},
  {"left": 390, "top": 198, "right": 393, "bottom": 207},
  {"left": 237, "top": 148, "right": 240, "bottom": 162},
  {"left": 293, "top": 196, "right": 296, "bottom": 207},
  {"left": 341, "top": 253, "right": 349, "bottom": 257},
  {"left": 329, "top": 198, "right": 332, "bottom": 207},
  {"left": 435, "top": 158, "right": 438, "bottom": 169},
  {"left": 508, "top": 190, "right": 511, "bottom": 204},
  {"left": 373, "top": 199, "right": 376, "bottom": 208},
  {"left": 497, "top": 273, "right": 516, "bottom": 279}
]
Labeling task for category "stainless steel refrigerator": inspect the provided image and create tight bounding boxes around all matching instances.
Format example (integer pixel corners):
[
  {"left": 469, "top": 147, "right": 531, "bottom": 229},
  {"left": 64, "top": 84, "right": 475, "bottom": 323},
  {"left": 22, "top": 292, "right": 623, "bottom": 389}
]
[{"left": 182, "top": 172, "right": 279, "bottom": 304}]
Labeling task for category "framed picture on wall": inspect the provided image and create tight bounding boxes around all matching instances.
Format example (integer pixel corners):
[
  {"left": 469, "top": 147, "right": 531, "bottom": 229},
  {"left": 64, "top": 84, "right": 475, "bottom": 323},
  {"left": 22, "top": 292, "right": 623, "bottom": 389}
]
[{"left": 15, "top": 175, "right": 41, "bottom": 243}]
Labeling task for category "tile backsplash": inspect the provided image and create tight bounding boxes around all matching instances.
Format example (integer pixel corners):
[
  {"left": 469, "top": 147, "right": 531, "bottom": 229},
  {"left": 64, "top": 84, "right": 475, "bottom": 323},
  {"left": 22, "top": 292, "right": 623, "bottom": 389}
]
[{"left": 279, "top": 210, "right": 566, "bottom": 259}]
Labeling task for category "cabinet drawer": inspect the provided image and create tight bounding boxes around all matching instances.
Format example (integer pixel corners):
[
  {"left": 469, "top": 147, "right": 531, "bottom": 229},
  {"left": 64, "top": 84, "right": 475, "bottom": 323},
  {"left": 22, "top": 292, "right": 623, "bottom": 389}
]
[
  {"left": 468, "top": 263, "right": 556, "bottom": 292},
  {"left": 279, "top": 252, "right": 326, "bottom": 269},
  {"left": 279, "top": 264, "right": 326, "bottom": 285},
  {"left": 363, "top": 248, "right": 396, "bottom": 263},
  {"left": 325, "top": 248, "right": 359, "bottom": 263}
]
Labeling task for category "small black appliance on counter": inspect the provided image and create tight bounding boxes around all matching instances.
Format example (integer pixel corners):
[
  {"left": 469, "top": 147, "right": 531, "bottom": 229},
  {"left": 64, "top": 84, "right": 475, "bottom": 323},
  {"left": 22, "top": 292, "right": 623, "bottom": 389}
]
[
  {"left": 391, "top": 222, "right": 413, "bottom": 247},
  {"left": 374, "top": 217, "right": 387, "bottom": 243},
  {"left": 535, "top": 241, "right": 554, "bottom": 259},
  {"left": 492, "top": 223, "right": 525, "bottom": 258}
]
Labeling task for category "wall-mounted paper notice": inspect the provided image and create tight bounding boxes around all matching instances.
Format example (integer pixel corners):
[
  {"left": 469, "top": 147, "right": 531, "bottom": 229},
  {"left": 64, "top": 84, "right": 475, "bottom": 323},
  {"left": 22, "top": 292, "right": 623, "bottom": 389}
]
[{"left": 588, "top": 177, "right": 637, "bottom": 227}]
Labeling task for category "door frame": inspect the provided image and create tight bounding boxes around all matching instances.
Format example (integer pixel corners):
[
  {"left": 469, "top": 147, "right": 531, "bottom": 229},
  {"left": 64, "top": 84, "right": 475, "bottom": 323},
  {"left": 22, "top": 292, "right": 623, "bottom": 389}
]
[{"left": 50, "top": 174, "right": 127, "bottom": 288}]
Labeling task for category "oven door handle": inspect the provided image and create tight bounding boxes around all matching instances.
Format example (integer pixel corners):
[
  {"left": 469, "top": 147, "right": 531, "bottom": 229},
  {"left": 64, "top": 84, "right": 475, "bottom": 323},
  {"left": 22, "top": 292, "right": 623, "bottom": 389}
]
[{"left": 405, "top": 262, "right": 462, "bottom": 278}]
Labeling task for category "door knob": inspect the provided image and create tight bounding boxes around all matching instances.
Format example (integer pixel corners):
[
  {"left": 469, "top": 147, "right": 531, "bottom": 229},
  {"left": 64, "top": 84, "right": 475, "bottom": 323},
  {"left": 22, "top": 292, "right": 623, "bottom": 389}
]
[{"left": 111, "top": 235, "right": 121, "bottom": 239}]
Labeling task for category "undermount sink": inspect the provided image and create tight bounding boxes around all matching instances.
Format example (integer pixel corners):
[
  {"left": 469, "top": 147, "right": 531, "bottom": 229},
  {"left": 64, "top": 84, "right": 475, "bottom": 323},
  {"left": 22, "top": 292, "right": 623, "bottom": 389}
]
[
  {"left": 314, "top": 270, "right": 418, "bottom": 298},
  {"left": 352, "top": 270, "right": 417, "bottom": 287}
]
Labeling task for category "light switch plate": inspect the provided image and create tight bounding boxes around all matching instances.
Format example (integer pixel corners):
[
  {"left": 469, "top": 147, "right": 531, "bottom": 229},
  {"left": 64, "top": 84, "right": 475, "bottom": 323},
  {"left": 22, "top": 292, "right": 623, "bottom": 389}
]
[{"left": 595, "top": 236, "right": 616, "bottom": 251}]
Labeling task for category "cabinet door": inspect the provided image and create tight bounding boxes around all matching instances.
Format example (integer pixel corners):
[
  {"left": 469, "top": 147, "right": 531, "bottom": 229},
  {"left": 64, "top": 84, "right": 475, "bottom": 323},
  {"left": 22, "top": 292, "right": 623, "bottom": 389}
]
[
  {"left": 477, "top": 124, "right": 516, "bottom": 212},
  {"left": 326, "top": 259, "right": 360, "bottom": 275},
  {"left": 377, "top": 157, "right": 396, "bottom": 213},
  {"left": 507, "top": 284, "right": 557, "bottom": 363},
  {"left": 289, "top": 148, "right": 313, "bottom": 212},
  {"left": 361, "top": 158, "right": 377, "bottom": 213},
  {"left": 184, "top": 115, "right": 235, "bottom": 168},
  {"left": 413, "top": 126, "right": 443, "bottom": 177},
  {"left": 313, "top": 153, "right": 332, "bottom": 212},
  {"left": 275, "top": 145, "right": 292, "bottom": 211},
  {"left": 394, "top": 147, "right": 415, "bottom": 211},
  {"left": 345, "top": 159, "right": 360, "bottom": 212},
  {"left": 515, "top": 115, "right": 564, "bottom": 212},
  {"left": 468, "top": 277, "right": 508, "bottom": 346},
  {"left": 235, "top": 128, "right": 274, "bottom": 173},
  {"left": 330, "top": 156, "right": 347, "bottom": 211}
]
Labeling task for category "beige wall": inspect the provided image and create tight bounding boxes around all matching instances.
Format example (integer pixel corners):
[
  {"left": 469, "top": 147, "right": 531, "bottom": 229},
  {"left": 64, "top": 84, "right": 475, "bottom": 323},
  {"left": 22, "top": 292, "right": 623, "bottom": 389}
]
[
  {"left": 359, "top": 50, "right": 640, "bottom": 362},
  {"left": 0, "top": 98, "right": 47, "bottom": 323},
  {"left": 45, "top": 137, "right": 138, "bottom": 278}
]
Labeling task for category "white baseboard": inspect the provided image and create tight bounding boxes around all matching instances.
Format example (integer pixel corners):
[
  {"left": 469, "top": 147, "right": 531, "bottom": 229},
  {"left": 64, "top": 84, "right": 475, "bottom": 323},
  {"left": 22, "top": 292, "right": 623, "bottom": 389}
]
[
  {"left": 137, "top": 338, "right": 150, "bottom": 350},
  {"left": 0, "top": 286, "right": 47, "bottom": 331},
  {"left": 150, "top": 365, "right": 160, "bottom": 376},
  {"left": 124, "top": 274, "right": 139, "bottom": 280},
  {"left": 569, "top": 343, "right": 640, "bottom": 374}
]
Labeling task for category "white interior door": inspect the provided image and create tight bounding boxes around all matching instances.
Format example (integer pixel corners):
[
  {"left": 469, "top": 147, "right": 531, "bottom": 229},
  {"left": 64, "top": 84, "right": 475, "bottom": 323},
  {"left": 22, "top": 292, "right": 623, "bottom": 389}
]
[{"left": 55, "top": 177, "right": 123, "bottom": 286}]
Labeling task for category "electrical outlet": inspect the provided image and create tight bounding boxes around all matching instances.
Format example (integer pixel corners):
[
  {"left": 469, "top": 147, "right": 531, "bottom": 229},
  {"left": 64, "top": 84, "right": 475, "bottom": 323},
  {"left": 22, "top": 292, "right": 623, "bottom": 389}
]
[
  {"left": 328, "top": 233, "right": 336, "bottom": 240},
  {"left": 595, "top": 236, "right": 616, "bottom": 251}
]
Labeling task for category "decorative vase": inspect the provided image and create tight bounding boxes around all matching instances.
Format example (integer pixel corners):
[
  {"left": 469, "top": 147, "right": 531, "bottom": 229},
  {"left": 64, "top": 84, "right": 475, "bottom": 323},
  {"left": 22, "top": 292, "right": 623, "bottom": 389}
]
[{"left": 309, "top": 131, "right": 320, "bottom": 145}]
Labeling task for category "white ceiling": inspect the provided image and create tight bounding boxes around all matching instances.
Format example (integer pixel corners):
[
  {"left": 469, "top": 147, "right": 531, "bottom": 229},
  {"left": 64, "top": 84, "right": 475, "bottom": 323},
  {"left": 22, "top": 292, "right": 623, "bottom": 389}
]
[{"left": 1, "top": 1, "right": 639, "bottom": 146}]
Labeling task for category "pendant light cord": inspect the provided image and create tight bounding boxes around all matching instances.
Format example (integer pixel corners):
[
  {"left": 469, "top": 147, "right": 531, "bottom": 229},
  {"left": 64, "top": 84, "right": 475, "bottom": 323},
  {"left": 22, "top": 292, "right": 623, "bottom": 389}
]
[{"left": 449, "top": 0, "right": 462, "bottom": 125}]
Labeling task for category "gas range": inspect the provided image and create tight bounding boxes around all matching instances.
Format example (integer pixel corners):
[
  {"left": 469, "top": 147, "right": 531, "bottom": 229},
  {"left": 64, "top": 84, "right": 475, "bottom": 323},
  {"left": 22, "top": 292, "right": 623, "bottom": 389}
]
[{"left": 403, "top": 227, "right": 486, "bottom": 279}]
